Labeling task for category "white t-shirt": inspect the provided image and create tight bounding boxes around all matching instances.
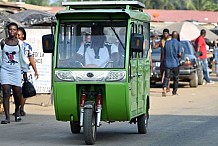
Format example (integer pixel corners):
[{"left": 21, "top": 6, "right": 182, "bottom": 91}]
[{"left": 77, "top": 43, "right": 118, "bottom": 67}]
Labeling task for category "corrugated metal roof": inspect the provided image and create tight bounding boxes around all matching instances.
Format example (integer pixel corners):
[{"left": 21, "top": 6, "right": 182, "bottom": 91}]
[
  {"left": 144, "top": 9, "right": 218, "bottom": 23},
  {"left": 0, "top": 2, "right": 51, "bottom": 12}
]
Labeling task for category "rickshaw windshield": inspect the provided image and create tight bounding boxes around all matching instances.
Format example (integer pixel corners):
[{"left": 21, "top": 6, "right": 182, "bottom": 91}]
[{"left": 56, "top": 20, "right": 127, "bottom": 69}]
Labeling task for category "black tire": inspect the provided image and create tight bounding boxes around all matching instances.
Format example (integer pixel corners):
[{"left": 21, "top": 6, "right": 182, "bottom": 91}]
[
  {"left": 83, "top": 108, "right": 96, "bottom": 145},
  {"left": 198, "top": 69, "right": 204, "bottom": 85},
  {"left": 189, "top": 72, "right": 198, "bottom": 88},
  {"left": 137, "top": 113, "right": 148, "bottom": 134},
  {"left": 70, "top": 121, "right": 81, "bottom": 134}
]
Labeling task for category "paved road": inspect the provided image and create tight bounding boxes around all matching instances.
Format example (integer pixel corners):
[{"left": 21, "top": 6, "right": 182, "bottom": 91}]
[{"left": 0, "top": 75, "right": 218, "bottom": 146}]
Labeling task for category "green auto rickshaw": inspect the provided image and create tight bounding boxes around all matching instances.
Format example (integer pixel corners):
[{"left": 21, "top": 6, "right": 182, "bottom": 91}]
[{"left": 42, "top": 1, "right": 151, "bottom": 145}]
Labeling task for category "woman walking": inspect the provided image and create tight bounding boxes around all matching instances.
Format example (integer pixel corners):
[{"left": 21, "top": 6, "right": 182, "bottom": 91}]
[
  {"left": 0, "top": 22, "right": 28, "bottom": 124},
  {"left": 17, "top": 27, "right": 38, "bottom": 116}
]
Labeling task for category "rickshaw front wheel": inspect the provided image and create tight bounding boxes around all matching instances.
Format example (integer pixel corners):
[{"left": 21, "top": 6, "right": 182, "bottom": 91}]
[
  {"left": 137, "top": 113, "right": 148, "bottom": 134},
  {"left": 70, "top": 121, "right": 81, "bottom": 134},
  {"left": 83, "top": 108, "right": 97, "bottom": 145}
]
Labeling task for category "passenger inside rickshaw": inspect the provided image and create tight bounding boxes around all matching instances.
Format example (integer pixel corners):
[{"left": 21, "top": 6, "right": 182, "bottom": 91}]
[{"left": 75, "top": 26, "right": 119, "bottom": 68}]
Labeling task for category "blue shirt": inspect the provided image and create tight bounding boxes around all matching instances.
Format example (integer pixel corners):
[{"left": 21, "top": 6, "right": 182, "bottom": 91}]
[
  {"left": 23, "top": 42, "right": 33, "bottom": 58},
  {"left": 164, "top": 38, "right": 182, "bottom": 68},
  {"left": 21, "top": 42, "right": 33, "bottom": 73},
  {"left": 214, "top": 47, "right": 218, "bottom": 63}
]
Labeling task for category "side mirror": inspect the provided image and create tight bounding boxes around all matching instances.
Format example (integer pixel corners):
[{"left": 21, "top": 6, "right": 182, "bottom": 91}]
[
  {"left": 130, "top": 33, "right": 144, "bottom": 52},
  {"left": 42, "top": 34, "right": 54, "bottom": 53}
]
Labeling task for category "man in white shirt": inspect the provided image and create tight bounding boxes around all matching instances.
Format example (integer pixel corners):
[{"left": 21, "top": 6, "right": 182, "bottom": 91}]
[{"left": 76, "top": 26, "right": 119, "bottom": 68}]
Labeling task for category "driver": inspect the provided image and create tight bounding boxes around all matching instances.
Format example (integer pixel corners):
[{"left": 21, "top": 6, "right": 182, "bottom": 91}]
[{"left": 76, "top": 26, "right": 119, "bottom": 68}]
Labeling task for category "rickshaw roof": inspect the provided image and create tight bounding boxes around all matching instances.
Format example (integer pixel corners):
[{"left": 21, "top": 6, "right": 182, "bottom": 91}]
[
  {"left": 56, "top": 10, "right": 150, "bottom": 22},
  {"left": 56, "top": 1, "right": 150, "bottom": 22},
  {"left": 62, "top": 1, "right": 145, "bottom": 10}
]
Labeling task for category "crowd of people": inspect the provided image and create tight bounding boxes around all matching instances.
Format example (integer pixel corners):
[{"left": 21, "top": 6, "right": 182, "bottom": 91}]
[
  {"left": 152, "top": 28, "right": 215, "bottom": 97},
  {"left": 0, "top": 22, "right": 38, "bottom": 124}
]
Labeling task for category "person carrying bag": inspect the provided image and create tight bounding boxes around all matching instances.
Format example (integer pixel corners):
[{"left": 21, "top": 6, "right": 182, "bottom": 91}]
[{"left": 22, "top": 74, "right": 36, "bottom": 98}]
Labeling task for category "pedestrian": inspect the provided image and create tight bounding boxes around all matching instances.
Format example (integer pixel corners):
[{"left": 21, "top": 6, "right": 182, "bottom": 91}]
[
  {"left": 162, "top": 31, "right": 182, "bottom": 96},
  {"left": 214, "top": 42, "right": 218, "bottom": 77},
  {"left": 0, "top": 22, "right": 28, "bottom": 124},
  {"left": 152, "top": 28, "right": 171, "bottom": 92},
  {"left": 195, "top": 29, "right": 214, "bottom": 84},
  {"left": 16, "top": 27, "right": 38, "bottom": 116}
]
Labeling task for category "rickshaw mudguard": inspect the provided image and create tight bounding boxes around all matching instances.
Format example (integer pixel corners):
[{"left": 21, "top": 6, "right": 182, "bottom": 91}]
[
  {"left": 104, "top": 83, "right": 129, "bottom": 121},
  {"left": 84, "top": 101, "right": 95, "bottom": 109},
  {"left": 53, "top": 82, "right": 79, "bottom": 121}
]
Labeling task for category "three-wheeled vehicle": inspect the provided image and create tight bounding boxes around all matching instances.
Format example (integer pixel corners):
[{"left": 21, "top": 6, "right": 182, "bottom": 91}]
[{"left": 42, "top": 1, "right": 151, "bottom": 145}]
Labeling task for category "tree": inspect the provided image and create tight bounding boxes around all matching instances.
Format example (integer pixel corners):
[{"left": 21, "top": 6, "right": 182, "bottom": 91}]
[
  {"left": 183, "top": 0, "right": 196, "bottom": 10},
  {"left": 7, "top": 0, "right": 49, "bottom": 6},
  {"left": 204, "top": 3, "right": 218, "bottom": 11},
  {"left": 25, "top": 0, "right": 49, "bottom": 6},
  {"left": 8, "top": 0, "right": 217, "bottom": 10}
]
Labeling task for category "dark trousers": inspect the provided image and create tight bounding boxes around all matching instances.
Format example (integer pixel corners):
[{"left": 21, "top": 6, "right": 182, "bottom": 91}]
[{"left": 162, "top": 66, "right": 179, "bottom": 94}]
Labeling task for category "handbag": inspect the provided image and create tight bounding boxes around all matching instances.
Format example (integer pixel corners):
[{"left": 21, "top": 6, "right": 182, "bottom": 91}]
[{"left": 22, "top": 81, "right": 36, "bottom": 98}]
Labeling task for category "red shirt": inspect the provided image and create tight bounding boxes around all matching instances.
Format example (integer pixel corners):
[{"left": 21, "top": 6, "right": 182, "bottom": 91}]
[{"left": 195, "top": 36, "right": 207, "bottom": 59}]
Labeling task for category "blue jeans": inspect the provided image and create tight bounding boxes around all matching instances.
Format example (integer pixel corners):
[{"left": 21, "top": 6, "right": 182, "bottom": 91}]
[{"left": 200, "top": 58, "right": 210, "bottom": 82}]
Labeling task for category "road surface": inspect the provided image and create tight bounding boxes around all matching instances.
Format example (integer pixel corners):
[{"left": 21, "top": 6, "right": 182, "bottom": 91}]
[{"left": 0, "top": 75, "right": 218, "bottom": 146}]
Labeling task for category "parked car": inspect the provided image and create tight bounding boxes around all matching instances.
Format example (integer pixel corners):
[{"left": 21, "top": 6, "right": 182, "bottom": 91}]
[
  {"left": 151, "top": 40, "right": 204, "bottom": 87},
  {"left": 150, "top": 47, "right": 162, "bottom": 84}
]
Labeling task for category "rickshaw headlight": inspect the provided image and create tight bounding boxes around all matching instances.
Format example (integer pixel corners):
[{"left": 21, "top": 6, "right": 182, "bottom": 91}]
[
  {"left": 105, "top": 71, "right": 125, "bottom": 82},
  {"left": 55, "top": 71, "right": 75, "bottom": 81}
]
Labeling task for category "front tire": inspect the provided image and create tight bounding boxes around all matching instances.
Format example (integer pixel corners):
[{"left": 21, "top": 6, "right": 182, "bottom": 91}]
[{"left": 83, "top": 108, "right": 96, "bottom": 145}]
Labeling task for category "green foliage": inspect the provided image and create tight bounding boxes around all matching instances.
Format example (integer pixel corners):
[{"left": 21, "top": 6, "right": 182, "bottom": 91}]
[
  {"left": 7, "top": 0, "right": 49, "bottom": 6},
  {"left": 25, "top": 0, "right": 49, "bottom": 6},
  {"left": 50, "top": 0, "right": 64, "bottom": 6},
  {"left": 6, "top": 0, "right": 218, "bottom": 10}
]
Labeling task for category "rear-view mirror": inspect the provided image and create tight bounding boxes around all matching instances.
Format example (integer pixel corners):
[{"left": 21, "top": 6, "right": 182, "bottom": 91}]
[{"left": 42, "top": 34, "right": 54, "bottom": 53}]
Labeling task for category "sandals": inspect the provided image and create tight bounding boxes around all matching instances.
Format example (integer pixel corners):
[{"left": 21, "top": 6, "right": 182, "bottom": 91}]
[
  {"left": 14, "top": 110, "right": 22, "bottom": 122},
  {"left": 1, "top": 116, "right": 21, "bottom": 123},
  {"left": 1, "top": 119, "right": 10, "bottom": 124},
  {"left": 12, "top": 109, "right": 26, "bottom": 116},
  {"left": 15, "top": 116, "right": 22, "bottom": 122}
]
